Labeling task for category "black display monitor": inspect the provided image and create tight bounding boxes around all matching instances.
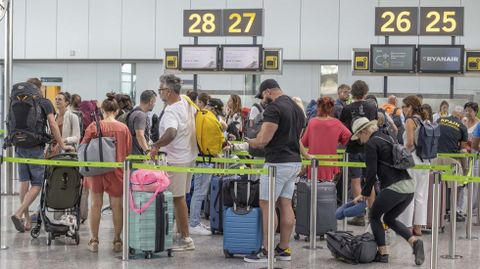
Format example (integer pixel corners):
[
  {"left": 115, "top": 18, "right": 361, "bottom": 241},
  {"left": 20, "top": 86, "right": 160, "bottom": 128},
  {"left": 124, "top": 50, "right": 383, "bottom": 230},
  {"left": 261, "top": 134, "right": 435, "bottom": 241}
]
[
  {"left": 418, "top": 45, "right": 464, "bottom": 74},
  {"left": 370, "top": 44, "right": 417, "bottom": 73},
  {"left": 179, "top": 45, "right": 219, "bottom": 71},
  {"left": 221, "top": 45, "right": 263, "bottom": 71}
]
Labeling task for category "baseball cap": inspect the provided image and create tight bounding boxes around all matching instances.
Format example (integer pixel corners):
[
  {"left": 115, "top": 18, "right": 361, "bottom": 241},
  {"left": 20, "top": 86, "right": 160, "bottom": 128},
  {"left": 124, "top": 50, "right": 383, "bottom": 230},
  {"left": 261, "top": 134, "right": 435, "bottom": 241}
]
[
  {"left": 207, "top": 98, "right": 224, "bottom": 111},
  {"left": 255, "top": 79, "right": 280, "bottom": 99}
]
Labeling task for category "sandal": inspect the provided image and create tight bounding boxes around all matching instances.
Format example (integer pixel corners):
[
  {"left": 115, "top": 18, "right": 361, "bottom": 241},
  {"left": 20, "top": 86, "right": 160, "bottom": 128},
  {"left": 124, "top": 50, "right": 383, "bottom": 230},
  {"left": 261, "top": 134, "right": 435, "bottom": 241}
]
[
  {"left": 112, "top": 239, "right": 123, "bottom": 253},
  {"left": 88, "top": 238, "right": 99, "bottom": 253},
  {"left": 11, "top": 215, "right": 25, "bottom": 233}
]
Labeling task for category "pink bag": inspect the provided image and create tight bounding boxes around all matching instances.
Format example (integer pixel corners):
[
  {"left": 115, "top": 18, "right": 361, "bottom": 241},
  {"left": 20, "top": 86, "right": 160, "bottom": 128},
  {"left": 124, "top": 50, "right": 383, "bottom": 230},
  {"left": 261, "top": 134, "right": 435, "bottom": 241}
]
[{"left": 129, "top": 169, "right": 170, "bottom": 214}]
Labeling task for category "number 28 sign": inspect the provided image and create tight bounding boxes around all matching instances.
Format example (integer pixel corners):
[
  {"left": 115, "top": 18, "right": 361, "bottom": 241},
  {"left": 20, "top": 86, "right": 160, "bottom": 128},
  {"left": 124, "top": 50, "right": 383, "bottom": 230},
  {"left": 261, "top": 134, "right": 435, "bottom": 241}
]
[{"left": 183, "top": 9, "right": 263, "bottom": 37}]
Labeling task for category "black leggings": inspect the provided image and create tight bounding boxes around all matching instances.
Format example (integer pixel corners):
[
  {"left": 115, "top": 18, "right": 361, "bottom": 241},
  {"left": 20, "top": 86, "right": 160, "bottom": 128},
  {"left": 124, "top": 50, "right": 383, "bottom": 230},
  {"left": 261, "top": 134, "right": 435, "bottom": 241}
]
[{"left": 369, "top": 189, "right": 414, "bottom": 247}]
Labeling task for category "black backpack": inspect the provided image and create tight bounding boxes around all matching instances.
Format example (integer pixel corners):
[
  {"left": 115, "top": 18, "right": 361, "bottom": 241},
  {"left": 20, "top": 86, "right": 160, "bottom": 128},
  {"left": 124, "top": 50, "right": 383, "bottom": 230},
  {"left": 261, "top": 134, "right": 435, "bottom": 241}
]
[
  {"left": 349, "top": 101, "right": 368, "bottom": 129},
  {"left": 245, "top": 103, "right": 265, "bottom": 157},
  {"left": 326, "top": 231, "right": 378, "bottom": 264},
  {"left": 392, "top": 107, "right": 405, "bottom": 144},
  {"left": 6, "top": 82, "right": 51, "bottom": 148},
  {"left": 374, "top": 135, "right": 415, "bottom": 170}
]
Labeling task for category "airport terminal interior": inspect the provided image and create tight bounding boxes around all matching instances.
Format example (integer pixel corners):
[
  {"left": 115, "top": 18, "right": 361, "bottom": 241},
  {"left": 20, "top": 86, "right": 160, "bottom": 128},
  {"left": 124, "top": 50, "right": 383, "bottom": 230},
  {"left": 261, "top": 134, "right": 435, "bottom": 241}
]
[{"left": 2, "top": 1, "right": 480, "bottom": 269}]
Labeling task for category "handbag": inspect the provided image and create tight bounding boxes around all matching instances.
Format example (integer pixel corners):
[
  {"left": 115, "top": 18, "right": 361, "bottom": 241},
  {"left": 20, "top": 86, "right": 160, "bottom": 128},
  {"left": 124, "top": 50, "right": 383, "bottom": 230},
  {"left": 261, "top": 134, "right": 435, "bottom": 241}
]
[{"left": 78, "top": 113, "right": 117, "bottom": 176}]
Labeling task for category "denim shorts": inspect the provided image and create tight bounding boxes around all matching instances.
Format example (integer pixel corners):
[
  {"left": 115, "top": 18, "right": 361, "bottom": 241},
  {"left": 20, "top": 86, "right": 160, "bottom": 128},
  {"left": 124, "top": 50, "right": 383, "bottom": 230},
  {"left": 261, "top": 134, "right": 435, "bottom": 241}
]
[
  {"left": 16, "top": 147, "right": 45, "bottom": 187},
  {"left": 348, "top": 152, "right": 366, "bottom": 180},
  {"left": 260, "top": 162, "right": 302, "bottom": 201}
]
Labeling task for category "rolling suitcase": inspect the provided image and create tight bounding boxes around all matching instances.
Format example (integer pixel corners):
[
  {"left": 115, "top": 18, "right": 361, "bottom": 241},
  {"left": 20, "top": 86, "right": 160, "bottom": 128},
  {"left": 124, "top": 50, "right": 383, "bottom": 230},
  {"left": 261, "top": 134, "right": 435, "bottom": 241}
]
[
  {"left": 129, "top": 191, "right": 174, "bottom": 259},
  {"left": 223, "top": 180, "right": 262, "bottom": 258},
  {"left": 426, "top": 172, "right": 447, "bottom": 232},
  {"left": 295, "top": 179, "right": 337, "bottom": 240},
  {"left": 210, "top": 175, "right": 226, "bottom": 234}
]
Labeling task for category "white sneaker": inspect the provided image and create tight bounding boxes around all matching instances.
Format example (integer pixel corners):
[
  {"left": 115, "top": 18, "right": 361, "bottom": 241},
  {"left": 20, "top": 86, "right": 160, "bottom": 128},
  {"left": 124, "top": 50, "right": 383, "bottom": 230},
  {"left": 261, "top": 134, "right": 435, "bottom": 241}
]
[
  {"left": 199, "top": 223, "right": 211, "bottom": 231},
  {"left": 172, "top": 236, "right": 195, "bottom": 252},
  {"left": 189, "top": 224, "right": 212, "bottom": 236}
]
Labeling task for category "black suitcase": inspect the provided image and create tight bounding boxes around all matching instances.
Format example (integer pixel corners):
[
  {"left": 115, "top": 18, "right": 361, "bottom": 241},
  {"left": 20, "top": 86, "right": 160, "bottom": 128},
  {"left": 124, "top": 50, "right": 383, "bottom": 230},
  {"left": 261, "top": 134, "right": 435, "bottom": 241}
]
[{"left": 295, "top": 179, "right": 337, "bottom": 240}]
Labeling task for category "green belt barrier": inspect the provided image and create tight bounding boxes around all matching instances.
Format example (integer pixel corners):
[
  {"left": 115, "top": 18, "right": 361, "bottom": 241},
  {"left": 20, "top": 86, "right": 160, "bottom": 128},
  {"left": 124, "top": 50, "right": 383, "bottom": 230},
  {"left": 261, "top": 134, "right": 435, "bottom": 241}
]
[
  {"left": 1, "top": 156, "right": 123, "bottom": 168},
  {"left": 132, "top": 163, "right": 267, "bottom": 175},
  {"left": 337, "top": 149, "right": 346, "bottom": 154},
  {"left": 437, "top": 153, "right": 479, "bottom": 158},
  {"left": 442, "top": 174, "right": 480, "bottom": 183}
]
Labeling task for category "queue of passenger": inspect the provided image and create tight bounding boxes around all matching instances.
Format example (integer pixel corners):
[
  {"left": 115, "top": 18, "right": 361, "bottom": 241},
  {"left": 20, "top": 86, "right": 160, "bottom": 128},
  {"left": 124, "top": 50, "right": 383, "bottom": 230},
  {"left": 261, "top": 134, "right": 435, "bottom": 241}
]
[{"left": 8, "top": 75, "right": 480, "bottom": 266}]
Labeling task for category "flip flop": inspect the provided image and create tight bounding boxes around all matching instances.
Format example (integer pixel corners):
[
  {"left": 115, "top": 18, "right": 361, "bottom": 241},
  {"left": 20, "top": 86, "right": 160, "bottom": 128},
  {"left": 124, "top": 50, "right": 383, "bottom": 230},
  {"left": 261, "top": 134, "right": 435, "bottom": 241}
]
[{"left": 11, "top": 215, "right": 25, "bottom": 233}]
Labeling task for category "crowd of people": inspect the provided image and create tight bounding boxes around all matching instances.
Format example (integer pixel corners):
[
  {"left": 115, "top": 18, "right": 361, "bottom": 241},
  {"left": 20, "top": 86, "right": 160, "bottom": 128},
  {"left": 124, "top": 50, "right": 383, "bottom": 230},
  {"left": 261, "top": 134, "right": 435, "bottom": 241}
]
[{"left": 8, "top": 74, "right": 480, "bottom": 266}]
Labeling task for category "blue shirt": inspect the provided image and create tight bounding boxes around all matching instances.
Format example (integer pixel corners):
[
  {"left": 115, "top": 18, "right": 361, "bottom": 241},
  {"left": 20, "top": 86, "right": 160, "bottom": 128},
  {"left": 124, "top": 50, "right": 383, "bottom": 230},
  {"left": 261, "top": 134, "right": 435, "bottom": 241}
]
[{"left": 473, "top": 123, "right": 480, "bottom": 138}]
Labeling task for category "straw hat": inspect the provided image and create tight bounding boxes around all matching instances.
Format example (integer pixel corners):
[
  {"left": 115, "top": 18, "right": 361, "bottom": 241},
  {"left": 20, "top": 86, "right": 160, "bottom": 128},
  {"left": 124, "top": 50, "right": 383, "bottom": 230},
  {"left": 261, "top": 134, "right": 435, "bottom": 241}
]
[{"left": 351, "top": 117, "right": 378, "bottom": 141}]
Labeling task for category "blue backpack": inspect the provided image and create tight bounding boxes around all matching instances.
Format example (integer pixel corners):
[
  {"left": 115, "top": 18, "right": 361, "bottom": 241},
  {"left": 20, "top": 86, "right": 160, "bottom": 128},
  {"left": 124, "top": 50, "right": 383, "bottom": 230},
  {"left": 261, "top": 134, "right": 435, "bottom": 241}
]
[{"left": 413, "top": 116, "right": 441, "bottom": 161}]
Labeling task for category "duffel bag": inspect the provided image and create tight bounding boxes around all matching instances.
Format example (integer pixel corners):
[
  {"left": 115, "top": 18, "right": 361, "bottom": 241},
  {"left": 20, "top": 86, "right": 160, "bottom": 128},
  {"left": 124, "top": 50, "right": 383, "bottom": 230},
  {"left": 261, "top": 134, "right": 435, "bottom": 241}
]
[
  {"left": 326, "top": 231, "right": 377, "bottom": 264},
  {"left": 223, "top": 176, "right": 259, "bottom": 208}
]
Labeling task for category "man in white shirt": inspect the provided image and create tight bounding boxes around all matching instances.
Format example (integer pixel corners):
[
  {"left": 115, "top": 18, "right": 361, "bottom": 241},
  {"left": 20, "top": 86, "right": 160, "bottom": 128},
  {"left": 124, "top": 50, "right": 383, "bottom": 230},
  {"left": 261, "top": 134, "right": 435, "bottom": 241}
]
[{"left": 151, "top": 74, "right": 198, "bottom": 252}]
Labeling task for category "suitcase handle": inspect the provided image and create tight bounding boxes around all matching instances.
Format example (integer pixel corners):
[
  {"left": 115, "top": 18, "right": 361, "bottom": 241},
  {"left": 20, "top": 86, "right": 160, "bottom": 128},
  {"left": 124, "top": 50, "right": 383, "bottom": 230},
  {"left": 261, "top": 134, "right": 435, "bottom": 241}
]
[
  {"left": 129, "top": 186, "right": 163, "bottom": 214},
  {"left": 165, "top": 211, "right": 169, "bottom": 235}
]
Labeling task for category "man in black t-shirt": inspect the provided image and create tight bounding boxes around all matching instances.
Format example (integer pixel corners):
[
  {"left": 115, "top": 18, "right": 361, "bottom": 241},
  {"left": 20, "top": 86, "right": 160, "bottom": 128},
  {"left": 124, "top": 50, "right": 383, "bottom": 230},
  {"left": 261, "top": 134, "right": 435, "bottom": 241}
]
[
  {"left": 245, "top": 79, "right": 305, "bottom": 263},
  {"left": 11, "top": 80, "right": 72, "bottom": 233},
  {"left": 126, "top": 90, "right": 157, "bottom": 155},
  {"left": 339, "top": 80, "right": 377, "bottom": 226},
  {"left": 436, "top": 107, "right": 468, "bottom": 154}
]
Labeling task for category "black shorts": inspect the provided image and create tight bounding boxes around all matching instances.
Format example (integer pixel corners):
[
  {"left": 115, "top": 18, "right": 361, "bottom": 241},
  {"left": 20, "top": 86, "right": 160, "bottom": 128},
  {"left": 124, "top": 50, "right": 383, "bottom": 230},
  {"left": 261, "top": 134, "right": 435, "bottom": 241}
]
[{"left": 348, "top": 152, "right": 366, "bottom": 180}]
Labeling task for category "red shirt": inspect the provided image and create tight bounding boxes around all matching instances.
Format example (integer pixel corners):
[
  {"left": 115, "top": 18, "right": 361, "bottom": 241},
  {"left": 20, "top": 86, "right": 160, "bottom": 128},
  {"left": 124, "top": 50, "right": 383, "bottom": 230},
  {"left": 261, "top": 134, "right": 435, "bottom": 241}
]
[{"left": 301, "top": 117, "right": 351, "bottom": 181}]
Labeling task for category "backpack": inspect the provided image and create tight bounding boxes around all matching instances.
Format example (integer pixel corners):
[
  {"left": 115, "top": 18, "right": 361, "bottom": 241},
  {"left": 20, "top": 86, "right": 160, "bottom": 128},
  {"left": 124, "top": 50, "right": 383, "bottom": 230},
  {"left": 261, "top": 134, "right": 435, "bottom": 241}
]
[
  {"left": 125, "top": 107, "right": 149, "bottom": 154},
  {"left": 413, "top": 116, "right": 441, "bottom": 161},
  {"left": 392, "top": 107, "right": 405, "bottom": 144},
  {"left": 374, "top": 135, "right": 415, "bottom": 170},
  {"left": 183, "top": 96, "right": 224, "bottom": 156},
  {"left": 326, "top": 231, "right": 378, "bottom": 264},
  {"left": 150, "top": 112, "right": 160, "bottom": 143},
  {"left": 6, "top": 82, "right": 52, "bottom": 148},
  {"left": 245, "top": 103, "right": 265, "bottom": 157},
  {"left": 350, "top": 101, "right": 367, "bottom": 128},
  {"left": 78, "top": 101, "right": 101, "bottom": 139},
  {"left": 116, "top": 108, "right": 131, "bottom": 124}
]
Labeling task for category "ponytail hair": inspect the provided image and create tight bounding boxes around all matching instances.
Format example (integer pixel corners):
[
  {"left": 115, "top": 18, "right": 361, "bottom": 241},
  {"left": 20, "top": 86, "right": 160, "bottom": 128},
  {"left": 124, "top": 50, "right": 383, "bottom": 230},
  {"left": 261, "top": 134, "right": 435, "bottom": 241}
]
[
  {"left": 103, "top": 93, "right": 120, "bottom": 112},
  {"left": 421, "top": 104, "right": 433, "bottom": 122},
  {"left": 317, "top": 96, "right": 334, "bottom": 117}
]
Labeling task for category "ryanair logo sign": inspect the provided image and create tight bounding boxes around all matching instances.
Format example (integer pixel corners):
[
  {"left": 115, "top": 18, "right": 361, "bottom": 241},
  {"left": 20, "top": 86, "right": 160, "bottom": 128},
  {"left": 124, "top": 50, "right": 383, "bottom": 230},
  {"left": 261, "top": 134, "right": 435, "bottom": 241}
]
[{"left": 422, "top": 56, "right": 460, "bottom": 63}]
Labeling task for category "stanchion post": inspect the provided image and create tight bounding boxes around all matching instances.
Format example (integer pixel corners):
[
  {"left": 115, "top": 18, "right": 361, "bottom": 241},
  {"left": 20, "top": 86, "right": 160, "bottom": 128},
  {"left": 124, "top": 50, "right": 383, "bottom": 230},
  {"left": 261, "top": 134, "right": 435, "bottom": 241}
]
[
  {"left": 122, "top": 160, "right": 131, "bottom": 261},
  {"left": 342, "top": 153, "right": 349, "bottom": 231},
  {"left": 309, "top": 159, "right": 318, "bottom": 249},
  {"left": 462, "top": 157, "right": 478, "bottom": 240},
  {"left": 441, "top": 163, "right": 462, "bottom": 259},
  {"left": 267, "top": 166, "right": 277, "bottom": 269},
  {"left": 0, "top": 156, "right": 8, "bottom": 250},
  {"left": 431, "top": 172, "right": 441, "bottom": 269}
]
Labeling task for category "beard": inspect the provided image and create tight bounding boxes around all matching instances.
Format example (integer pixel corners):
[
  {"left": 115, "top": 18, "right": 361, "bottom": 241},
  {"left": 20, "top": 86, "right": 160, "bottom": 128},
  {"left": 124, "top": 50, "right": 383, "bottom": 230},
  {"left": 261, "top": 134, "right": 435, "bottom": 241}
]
[{"left": 265, "top": 97, "right": 273, "bottom": 104}]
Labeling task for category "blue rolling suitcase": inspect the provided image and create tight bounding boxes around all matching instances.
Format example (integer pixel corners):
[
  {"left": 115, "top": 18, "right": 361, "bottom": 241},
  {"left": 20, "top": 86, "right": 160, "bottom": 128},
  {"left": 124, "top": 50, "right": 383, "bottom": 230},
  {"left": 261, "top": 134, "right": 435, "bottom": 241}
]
[
  {"left": 210, "top": 175, "right": 240, "bottom": 234},
  {"left": 223, "top": 180, "right": 263, "bottom": 258}
]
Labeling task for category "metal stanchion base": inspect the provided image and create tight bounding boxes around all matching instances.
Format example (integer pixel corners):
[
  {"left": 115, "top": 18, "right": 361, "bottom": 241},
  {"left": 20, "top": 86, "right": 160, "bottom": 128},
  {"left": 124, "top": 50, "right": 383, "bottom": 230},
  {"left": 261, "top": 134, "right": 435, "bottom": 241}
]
[
  {"left": 303, "top": 245, "right": 323, "bottom": 250},
  {"left": 0, "top": 246, "right": 8, "bottom": 250},
  {"left": 459, "top": 236, "right": 479, "bottom": 240},
  {"left": 440, "top": 254, "right": 463, "bottom": 259}
]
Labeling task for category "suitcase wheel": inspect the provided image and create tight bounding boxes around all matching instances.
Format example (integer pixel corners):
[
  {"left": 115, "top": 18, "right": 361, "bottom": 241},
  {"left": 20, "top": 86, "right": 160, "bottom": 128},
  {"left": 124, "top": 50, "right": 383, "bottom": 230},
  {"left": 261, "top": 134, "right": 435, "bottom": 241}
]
[
  {"left": 31, "top": 226, "right": 41, "bottom": 239},
  {"left": 144, "top": 251, "right": 153, "bottom": 259},
  {"left": 223, "top": 250, "right": 233, "bottom": 258},
  {"left": 168, "top": 249, "right": 173, "bottom": 257},
  {"left": 294, "top": 234, "right": 300, "bottom": 240},
  {"left": 46, "top": 232, "right": 53, "bottom": 246},
  {"left": 74, "top": 234, "right": 80, "bottom": 245}
]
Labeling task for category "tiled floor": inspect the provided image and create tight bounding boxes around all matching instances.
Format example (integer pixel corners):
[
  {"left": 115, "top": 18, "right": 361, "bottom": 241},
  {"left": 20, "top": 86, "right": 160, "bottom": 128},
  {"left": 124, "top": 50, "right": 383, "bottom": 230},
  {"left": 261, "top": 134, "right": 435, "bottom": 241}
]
[{"left": 1, "top": 195, "right": 480, "bottom": 269}]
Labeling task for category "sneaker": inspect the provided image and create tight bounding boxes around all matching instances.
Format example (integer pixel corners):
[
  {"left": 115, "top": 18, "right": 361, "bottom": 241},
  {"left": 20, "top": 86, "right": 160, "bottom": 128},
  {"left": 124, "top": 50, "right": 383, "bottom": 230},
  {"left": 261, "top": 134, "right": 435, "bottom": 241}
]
[
  {"left": 244, "top": 248, "right": 275, "bottom": 263},
  {"left": 275, "top": 245, "right": 292, "bottom": 261},
  {"left": 189, "top": 224, "right": 212, "bottom": 236},
  {"left": 199, "top": 223, "right": 211, "bottom": 231},
  {"left": 374, "top": 252, "right": 389, "bottom": 263},
  {"left": 172, "top": 236, "right": 195, "bottom": 252},
  {"left": 347, "top": 215, "right": 366, "bottom": 226},
  {"left": 412, "top": 239, "right": 425, "bottom": 265},
  {"left": 456, "top": 212, "right": 466, "bottom": 222}
]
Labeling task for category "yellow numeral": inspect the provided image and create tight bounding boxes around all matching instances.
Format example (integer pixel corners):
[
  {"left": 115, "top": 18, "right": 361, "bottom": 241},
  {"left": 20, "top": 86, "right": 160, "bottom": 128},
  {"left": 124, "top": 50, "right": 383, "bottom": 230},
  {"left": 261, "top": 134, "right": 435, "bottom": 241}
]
[
  {"left": 202, "top": 13, "right": 216, "bottom": 33},
  {"left": 397, "top": 11, "right": 411, "bottom": 32},
  {"left": 188, "top": 13, "right": 202, "bottom": 33},
  {"left": 381, "top": 11, "right": 395, "bottom": 33},
  {"left": 426, "top": 11, "right": 441, "bottom": 32},
  {"left": 442, "top": 11, "right": 456, "bottom": 33},
  {"left": 243, "top": 12, "right": 256, "bottom": 33},
  {"left": 228, "top": 13, "right": 242, "bottom": 33}
]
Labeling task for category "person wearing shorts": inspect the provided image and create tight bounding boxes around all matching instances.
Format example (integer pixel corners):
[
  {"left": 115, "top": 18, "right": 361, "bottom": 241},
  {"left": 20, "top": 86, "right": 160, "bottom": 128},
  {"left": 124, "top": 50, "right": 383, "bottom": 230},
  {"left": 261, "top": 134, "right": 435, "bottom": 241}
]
[
  {"left": 82, "top": 94, "right": 132, "bottom": 253},
  {"left": 11, "top": 79, "right": 72, "bottom": 233},
  {"left": 245, "top": 79, "right": 305, "bottom": 263},
  {"left": 151, "top": 74, "right": 198, "bottom": 252}
]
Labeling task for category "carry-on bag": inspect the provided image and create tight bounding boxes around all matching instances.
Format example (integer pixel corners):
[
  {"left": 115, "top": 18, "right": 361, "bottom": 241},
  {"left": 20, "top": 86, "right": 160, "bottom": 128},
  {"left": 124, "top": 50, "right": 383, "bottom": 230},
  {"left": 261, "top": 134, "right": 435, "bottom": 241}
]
[
  {"left": 223, "top": 179, "right": 262, "bottom": 257},
  {"left": 326, "top": 231, "right": 377, "bottom": 264},
  {"left": 295, "top": 179, "right": 337, "bottom": 240}
]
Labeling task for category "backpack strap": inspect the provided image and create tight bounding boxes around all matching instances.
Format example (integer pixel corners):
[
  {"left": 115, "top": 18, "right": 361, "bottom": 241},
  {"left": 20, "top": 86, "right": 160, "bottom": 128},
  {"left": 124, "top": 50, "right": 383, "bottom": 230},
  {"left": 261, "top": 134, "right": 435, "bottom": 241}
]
[
  {"left": 372, "top": 135, "right": 396, "bottom": 168},
  {"left": 182, "top": 95, "right": 200, "bottom": 111},
  {"left": 393, "top": 107, "right": 400, "bottom": 116},
  {"left": 253, "top": 103, "right": 263, "bottom": 113},
  {"left": 125, "top": 106, "right": 143, "bottom": 137}
]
